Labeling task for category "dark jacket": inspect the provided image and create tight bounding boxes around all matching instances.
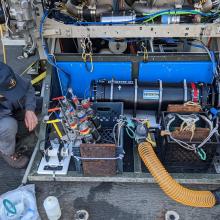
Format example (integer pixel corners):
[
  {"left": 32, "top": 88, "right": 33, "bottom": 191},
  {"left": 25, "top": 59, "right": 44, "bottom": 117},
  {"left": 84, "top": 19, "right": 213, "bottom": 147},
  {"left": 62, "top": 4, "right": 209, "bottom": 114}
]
[{"left": 0, "top": 74, "right": 36, "bottom": 119}]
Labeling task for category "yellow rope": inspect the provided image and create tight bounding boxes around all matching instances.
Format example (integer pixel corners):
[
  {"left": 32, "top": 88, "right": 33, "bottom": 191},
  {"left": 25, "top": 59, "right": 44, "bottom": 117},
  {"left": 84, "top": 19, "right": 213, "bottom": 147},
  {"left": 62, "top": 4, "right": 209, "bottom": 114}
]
[
  {"left": 21, "top": 61, "right": 37, "bottom": 76},
  {"left": 0, "top": 25, "right": 7, "bottom": 64},
  {"left": 184, "top": 101, "right": 202, "bottom": 110},
  {"left": 180, "top": 120, "right": 196, "bottom": 142},
  {"left": 31, "top": 71, "right": 46, "bottom": 85}
]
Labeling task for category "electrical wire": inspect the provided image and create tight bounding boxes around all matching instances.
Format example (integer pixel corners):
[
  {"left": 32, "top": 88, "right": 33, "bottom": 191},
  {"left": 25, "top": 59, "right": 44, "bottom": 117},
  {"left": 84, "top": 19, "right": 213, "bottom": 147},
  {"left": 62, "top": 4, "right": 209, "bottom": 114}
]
[
  {"left": 39, "top": 10, "right": 58, "bottom": 68},
  {"left": 113, "top": 117, "right": 156, "bottom": 147},
  {"left": 40, "top": 8, "right": 219, "bottom": 29},
  {"left": 39, "top": 9, "right": 72, "bottom": 87},
  {"left": 20, "top": 61, "right": 37, "bottom": 76},
  {"left": 113, "top": 118, "right": 125, "bottom": 146},
  {"left": 192, "top": 39, "right": 219, "bottom": 78},
  {"left": 143, "top": 11, "right": 198, "bottom": 23},
  {"left": 43, "top": 8, "right": 219, "bottom": 26},
  {"left": 40, "top": 8, "right": 220, "bottom": 73},
  {"left": 74, "top": 9, "right": 217, "bottom": 25}
]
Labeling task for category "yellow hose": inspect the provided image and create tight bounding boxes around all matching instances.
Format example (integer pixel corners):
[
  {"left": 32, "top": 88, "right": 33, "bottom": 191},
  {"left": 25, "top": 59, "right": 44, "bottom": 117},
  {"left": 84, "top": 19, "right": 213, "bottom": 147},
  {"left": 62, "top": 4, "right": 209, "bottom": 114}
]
[{"left": 138, "top": 141, "right": 216, "bottom": 208}]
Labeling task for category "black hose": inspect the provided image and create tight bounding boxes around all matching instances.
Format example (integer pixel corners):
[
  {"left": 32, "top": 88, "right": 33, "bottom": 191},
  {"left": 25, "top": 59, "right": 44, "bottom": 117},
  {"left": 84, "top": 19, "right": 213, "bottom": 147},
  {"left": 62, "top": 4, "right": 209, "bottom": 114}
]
[
  {"left": 125, "top": 0, "right": 136, "bottom": 7},
  {"left": 66, "top": 0, "right": 112, "bottom": 18}
]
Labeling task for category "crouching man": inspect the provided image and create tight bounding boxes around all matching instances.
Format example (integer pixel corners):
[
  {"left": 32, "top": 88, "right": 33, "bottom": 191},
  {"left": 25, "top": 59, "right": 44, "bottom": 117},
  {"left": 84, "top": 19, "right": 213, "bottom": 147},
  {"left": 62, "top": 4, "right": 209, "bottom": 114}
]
[{"left": 0, "top": 62, "right": 38, "bottom": 168}]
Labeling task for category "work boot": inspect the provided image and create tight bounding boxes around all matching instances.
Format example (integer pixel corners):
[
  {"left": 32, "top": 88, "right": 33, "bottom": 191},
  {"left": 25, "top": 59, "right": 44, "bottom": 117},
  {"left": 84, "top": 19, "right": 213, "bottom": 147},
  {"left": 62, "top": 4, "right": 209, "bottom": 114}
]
[{"left": 0, "top": 152, "right": 29, "bottom": 169}]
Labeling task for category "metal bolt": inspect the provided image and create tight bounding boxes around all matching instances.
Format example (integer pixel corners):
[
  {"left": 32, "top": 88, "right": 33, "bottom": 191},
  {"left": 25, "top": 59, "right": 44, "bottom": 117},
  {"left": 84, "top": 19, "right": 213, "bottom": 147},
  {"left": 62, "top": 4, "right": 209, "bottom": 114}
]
[
  {"left": 165, "top": 211, "right": 180, "bottom": 220},
  {"left": 75, "top": 210, "right": 89, "bottom": 220}
]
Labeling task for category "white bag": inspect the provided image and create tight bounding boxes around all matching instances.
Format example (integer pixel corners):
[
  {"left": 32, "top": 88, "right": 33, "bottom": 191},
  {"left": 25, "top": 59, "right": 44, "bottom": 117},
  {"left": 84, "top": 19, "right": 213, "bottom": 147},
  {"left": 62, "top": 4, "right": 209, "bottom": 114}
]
[{"left": 0, "top": 184, "right": 41, "bottom": 220}]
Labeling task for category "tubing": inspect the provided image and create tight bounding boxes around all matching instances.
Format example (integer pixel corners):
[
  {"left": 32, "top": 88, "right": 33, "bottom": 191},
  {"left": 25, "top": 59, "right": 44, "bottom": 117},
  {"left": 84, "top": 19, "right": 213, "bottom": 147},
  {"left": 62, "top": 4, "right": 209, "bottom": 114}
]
[
  {"left": 138, "top": 141, "right": 216, "bottom": 208},
  {"left": 96, "top": 5, "right": 113, "bottom": 16},
  {"left": 153, "top": 0, "right": 185, "bottom": 7},
  {"left": 131, "top": 0, "right": 184, "bottom": 13},
  {"left": 202, "top": 0, "right": 213, "bottom": 12},
  {"left": 66, "top": 0, "right": 112, "bottom": 18},
  {"left": 132, "top": 3, "right": 170, "bottom": 14}
]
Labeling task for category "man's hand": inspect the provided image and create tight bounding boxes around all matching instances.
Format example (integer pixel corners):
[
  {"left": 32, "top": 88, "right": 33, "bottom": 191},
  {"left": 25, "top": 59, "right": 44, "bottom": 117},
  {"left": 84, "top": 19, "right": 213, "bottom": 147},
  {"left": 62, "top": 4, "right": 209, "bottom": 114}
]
[{"left": 25, "top": 110, "right": 38, "bottom": 132}]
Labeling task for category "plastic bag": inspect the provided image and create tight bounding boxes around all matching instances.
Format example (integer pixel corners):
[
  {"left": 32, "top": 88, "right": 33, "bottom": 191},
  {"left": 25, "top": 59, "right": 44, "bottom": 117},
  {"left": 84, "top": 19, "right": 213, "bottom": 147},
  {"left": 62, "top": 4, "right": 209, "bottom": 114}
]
[{"left": 0, "top": 184, "right": 41, "bottom": 220}]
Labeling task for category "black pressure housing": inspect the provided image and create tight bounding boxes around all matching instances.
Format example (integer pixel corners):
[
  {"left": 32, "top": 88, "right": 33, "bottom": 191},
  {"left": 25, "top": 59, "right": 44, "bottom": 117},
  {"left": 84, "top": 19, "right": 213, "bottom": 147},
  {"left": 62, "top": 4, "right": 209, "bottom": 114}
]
[{"left": 92, "top": 80, "right": 210, "bottom": 111}]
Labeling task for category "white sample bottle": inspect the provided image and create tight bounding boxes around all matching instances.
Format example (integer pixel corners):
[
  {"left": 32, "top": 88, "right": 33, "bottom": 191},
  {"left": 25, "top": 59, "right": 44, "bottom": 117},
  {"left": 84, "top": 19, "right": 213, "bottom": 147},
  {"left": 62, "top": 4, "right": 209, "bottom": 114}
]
[{"left": 43, "top": 196, "right": 61, "bottom": 220}]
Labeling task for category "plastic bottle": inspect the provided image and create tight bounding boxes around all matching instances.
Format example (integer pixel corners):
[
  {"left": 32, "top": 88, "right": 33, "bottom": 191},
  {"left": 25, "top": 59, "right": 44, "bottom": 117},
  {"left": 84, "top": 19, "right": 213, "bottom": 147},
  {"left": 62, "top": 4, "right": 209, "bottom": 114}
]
[{"left": 43, "top": 196, "right": 61, "bottom": 220}]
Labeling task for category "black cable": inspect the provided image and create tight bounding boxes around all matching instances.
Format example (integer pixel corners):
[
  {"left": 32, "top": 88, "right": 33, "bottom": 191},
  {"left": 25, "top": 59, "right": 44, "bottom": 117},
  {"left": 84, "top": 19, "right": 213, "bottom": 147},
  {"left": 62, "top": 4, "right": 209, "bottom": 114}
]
[{"left": 40, "top": 0, "right": 46, "bottom": 11}]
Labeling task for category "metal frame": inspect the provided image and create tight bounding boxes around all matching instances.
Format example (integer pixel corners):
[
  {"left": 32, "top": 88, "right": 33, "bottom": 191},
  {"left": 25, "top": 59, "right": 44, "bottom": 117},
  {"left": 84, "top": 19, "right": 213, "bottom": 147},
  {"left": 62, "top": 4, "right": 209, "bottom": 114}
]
[
  {"left": 42, "top": 19, "right": 220, "bottom": 38},
  {"left": 25, "top": 3, "right": 220, "bottom": 183},
  {"left": 54, "top": 53, "right": 214, "bottom": 62},
  {"left": 55, "top": 52, "right": 217, "bottom": 79},
  {"left": 24, "top": 52, "right": 220, "bottom": 185},
  {"left": 22, "top": 64, "right": 52, "bottom": 184}
]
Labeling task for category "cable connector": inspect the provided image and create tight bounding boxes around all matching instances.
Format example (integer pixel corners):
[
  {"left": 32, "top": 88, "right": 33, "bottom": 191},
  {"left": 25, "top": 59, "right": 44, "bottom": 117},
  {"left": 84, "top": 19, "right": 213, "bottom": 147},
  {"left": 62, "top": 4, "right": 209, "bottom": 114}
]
[
  {"left": 210, "top": 107, "right": 220, "bottom": 120},
  {"left": 135, "top": 123, "right": 149, "bottom": 144}
]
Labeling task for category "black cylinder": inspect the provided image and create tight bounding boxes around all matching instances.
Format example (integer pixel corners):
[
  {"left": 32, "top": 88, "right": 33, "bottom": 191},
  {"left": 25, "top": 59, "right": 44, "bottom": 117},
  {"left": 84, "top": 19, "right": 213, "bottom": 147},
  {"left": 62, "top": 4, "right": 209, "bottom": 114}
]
[
  {"left": 82, "top": 6, "right": 92, "bottom": 21},
  {"left": 92, "top": 80, "right": 209, "bottom": 111}
]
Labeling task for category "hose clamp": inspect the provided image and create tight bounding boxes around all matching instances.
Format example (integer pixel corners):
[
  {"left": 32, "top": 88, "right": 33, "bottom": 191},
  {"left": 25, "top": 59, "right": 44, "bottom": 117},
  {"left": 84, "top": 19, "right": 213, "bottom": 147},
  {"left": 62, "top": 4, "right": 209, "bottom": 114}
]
[
  {"left": 165, "top": 211, "right": 180, "bottom": 220},
  {"left": 110, "top": 79, "right": 114, "bottom": 101},
  {"left": 183, "top": 79, "right": 187, "bottom": 102},
  {"left": 134, "top": 78, "right": 138, "bottom": 113},
  {"left": 158, "top": 80, "right": 163, "bottom": 113}
]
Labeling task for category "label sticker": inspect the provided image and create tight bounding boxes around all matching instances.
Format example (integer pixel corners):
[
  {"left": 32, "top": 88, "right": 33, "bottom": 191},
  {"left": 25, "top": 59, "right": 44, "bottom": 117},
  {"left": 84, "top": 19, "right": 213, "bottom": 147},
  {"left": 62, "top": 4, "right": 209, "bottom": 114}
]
[{"left": 143, "top": 90, "right": 160, "bottom": 100}]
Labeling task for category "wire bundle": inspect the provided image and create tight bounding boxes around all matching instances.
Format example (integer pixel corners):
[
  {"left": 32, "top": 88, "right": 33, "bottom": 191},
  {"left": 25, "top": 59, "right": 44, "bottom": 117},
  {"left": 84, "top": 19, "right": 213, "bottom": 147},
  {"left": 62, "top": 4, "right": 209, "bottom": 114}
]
[
  {"left": 113, "top": 117, "right": 156, "bottom": 146},
  {"left": 74, "top": 9, "right": 218, "bottom": 25}
]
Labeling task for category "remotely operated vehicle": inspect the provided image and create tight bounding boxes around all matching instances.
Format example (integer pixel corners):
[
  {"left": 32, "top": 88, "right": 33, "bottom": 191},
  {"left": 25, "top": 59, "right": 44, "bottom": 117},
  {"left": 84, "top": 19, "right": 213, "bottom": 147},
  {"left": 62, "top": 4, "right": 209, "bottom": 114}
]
[{"left": 2, "top": 0, "right": 220, "bottom": 208}]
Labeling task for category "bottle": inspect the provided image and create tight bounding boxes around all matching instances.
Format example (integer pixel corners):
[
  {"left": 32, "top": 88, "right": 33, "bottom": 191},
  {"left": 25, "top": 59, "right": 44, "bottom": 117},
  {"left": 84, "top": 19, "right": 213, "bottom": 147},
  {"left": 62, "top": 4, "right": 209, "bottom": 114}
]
[{"left": 43, "top": 196, "right": 61, "bottom": 220}]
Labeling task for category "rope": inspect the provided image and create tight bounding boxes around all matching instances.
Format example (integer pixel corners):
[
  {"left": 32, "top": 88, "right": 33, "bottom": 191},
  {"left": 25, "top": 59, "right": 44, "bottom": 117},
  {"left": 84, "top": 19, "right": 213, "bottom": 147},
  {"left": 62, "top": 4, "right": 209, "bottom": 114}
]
[
  {"left": 184, "top": 101, "right": 202, "bottom": 109},
  {"left": 0, "top": 25, "right": 6, "bottom": 64},
  {"left": 178, "top": 114, "right": 199, "bottom": 142},
  {"left": 164, "top": 113, "right": 218, "bottom": 160}
]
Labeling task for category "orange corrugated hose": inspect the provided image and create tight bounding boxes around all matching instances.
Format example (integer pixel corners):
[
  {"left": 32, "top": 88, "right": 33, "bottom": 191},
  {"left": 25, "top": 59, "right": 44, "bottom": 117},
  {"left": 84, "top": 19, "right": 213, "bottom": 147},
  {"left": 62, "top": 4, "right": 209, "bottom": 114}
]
[{"left": 138, "top": 141, "right": 216, "bottom": 208}]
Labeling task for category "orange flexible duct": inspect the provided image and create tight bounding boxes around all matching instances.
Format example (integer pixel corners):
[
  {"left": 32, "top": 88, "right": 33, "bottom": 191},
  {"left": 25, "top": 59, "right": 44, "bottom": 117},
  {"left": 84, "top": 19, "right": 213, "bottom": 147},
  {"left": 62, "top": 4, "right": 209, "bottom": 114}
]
[{"left": 138, "top": 141, "right": 216, "bottom": 208}]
